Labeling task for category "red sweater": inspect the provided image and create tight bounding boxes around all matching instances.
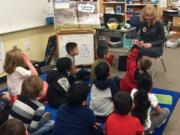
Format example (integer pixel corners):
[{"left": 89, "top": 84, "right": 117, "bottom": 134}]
[
  {"left": 105, "top": 113, "right": 144, "bottom": 135},
  {"left": 119, "top": 48, "right": 139, "bottom": 92}
]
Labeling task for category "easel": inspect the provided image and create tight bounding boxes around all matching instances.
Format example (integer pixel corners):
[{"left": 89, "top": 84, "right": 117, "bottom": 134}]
[{"left": 56, "top": 28, "right": 96, "bottom": 66}]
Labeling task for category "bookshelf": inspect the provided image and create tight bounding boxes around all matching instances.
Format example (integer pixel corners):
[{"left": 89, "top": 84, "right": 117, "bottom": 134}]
[
  {"left": 99, "top": 0, "right": 159, "bottom": 22},
  {"left": 100, "top": 0, "right": 127, "bottom": 22},
  {"left": 126, "top": 1, "right": 159, "bottom": 20}
]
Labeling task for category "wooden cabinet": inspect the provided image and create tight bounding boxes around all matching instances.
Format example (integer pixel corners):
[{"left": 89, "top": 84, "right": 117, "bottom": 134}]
[{"left": 173, "top": 16, "right": 180, "bottom": 27}]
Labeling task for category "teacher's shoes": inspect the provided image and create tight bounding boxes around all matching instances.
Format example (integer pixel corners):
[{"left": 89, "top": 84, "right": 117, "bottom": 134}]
[{"left": 165, "top": 40, "right": 178, "bottom": 48}]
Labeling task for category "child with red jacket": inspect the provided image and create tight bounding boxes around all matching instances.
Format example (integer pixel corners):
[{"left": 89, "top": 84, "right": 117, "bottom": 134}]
[{"left": 119, "top": 48, "right": 152, "bottom": 92}]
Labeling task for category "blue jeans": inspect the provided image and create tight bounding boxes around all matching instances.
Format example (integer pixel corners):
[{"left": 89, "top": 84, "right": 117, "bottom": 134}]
[{"left": 29, "top": 120, "right": 54, "bottom": 135}]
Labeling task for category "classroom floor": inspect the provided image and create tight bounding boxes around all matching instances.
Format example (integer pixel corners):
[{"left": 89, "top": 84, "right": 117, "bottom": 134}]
[
  {"left": 152, "top": 47, "right": 180, "bottom": 135},
  {"left": 0, "top": 46, "right": 179, "bottom": 135}
]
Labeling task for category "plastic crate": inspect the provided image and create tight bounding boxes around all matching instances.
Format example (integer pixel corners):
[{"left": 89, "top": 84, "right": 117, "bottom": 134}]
[{"left": 123, "top": 37, "right": 133, "bottom": 49}]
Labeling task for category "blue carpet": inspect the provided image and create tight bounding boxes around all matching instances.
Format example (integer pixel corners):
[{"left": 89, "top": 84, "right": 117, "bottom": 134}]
[
  {"left": 45, "top": 104, "right": 57, "bottom": 121},
  {"left": 152, "top": 88, "right": 180, "bottom": 135},
  {"left": 45, "top": 88, "right": 180, "bottom": 135}
]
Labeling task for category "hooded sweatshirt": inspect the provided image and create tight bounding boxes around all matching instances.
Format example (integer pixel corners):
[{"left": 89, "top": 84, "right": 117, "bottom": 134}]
[
  {"left": 90, "top": 79, "right": 119, "bottom": 116},
  {"left": 47, "top": 70, "right": 71, "bottom": 108}
]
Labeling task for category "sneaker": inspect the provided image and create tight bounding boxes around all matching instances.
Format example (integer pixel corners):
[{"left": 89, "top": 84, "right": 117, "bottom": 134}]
[
  {"left": 145, "top": 130, "right": 154, "bottom": 135},
  {"left": 157, "top": 118, "right": 167, "bottom": 128},
  {"left": 149, "top": 130, "right": 154, "bottom": 135},
  {"left": 40, "top": 112, "right": 51, "bottom": 123},
  {"left": 166, "top": 40, "right": 178, "bottom": 48}
]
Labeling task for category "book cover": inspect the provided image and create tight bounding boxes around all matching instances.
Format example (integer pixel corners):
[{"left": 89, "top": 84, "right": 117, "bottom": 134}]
[
  {"left": 54, "top": 0, "right": 78, "bottom": 29},
  {"left": 116, "top": 5, "right": 122, "bottom": 14},
  {"left": 77, "top": 1, "right": 100, "bottom": 28},
  {"left": 54, "top": 0, "right": 100, "bottom": 29}
]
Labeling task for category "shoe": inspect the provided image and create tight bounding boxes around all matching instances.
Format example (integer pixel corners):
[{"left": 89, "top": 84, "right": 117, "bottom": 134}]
[
  {"left": 40, "top": 112, "right": 51, "bottom": 123},
  {"left": 149, "top": 130, "right": 154, "bottom": 135},
  {"left": 157, "top": 118, "right": 167, "bottom": 128},
  {"left": 166, "top": 40, "right": 178, "bottom": 48},
  {"left": 145, "top": 130, "right": 154, "bottom": 135}
]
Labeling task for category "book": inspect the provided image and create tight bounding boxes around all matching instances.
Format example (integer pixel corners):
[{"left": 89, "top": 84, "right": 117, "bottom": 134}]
[
  {"left": 116, "top": 5, "right": 122, "bottom": 14},
  {"left": 54, "top": 0, "right": 100, "bottom": 29},
  {"left": 54, "top": 1, "right": 78, "bottom": 29},
  {"left": 77, "top": 1, "right": 100, "bottom": 28},
  {"left": 155, "top": 94, "right": 173, "bottom": 105},
  {"left": 105, "top": 7, "right": 115, "bottom": 14}
]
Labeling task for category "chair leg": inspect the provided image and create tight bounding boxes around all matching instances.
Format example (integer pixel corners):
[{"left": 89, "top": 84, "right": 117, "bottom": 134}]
[
  {"left": 160, "top": 57, "right": 167, "bottom": 72},
  {"left": 152, "top": 58, "right": 158, "bottom": 78}
]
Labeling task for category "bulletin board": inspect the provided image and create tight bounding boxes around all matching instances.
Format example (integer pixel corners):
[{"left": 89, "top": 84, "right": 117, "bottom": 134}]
[{"left": 57, "top": 30, "right": 95, "bottom": 65}]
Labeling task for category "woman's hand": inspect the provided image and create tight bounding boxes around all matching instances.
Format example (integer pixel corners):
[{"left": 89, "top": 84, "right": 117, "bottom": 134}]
[
  {"left": 133, "top": 39, "right": 144, "bottom": 48},
  {"left": 133, "top": 39, "right": 140, "bottom": 45},
  {"left": 143, "top": 43, "right": 152, "bottom": 48}
]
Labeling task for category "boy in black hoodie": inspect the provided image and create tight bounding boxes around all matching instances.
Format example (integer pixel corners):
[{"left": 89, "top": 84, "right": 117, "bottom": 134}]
[
  {"left": 90, "top": 61, "right": 119, "bottom": 123},
  {"left": 47, "top": 57, "right": 75, "bottom": 108}
]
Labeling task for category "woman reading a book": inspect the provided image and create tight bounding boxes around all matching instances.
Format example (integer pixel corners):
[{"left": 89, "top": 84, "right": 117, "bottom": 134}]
[{"left": 133, "top": 4, "right": 166, "bottom": 59}]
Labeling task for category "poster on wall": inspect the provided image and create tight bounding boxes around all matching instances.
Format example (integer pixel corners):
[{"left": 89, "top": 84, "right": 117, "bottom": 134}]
[
  {"left": 159, "top": 0, "right": 167, "bottom": 7},
  {"left": 53, "top": 0, "right": 100, "bottom": 29}
]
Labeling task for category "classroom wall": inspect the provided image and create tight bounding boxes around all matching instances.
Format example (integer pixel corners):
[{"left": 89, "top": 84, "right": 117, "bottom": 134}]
[{"left": 2, "top": 26, "right": 55, "bottom": 61}]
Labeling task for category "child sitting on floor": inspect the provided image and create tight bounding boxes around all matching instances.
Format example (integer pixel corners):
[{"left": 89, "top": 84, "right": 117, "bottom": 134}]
[
  {"left": 4, "top": 48, "right": 47, "bottom": 102},
  {"left": 47, "top": 57, "right": 75, "bottom": 108},
  {"left": 131, "top": 73, "right": 170, "bottom": 134},
  {"left": 4, "top": 48, "right": 37, "bottom": 96},
  {"left": 0, "top": 118, "right": 27, "bottom": 135},
  {"left": 90, "top": 61, "right": 119, "bottom": 123},
  {"left": 105, "top": 91, "right": 144, "bottom": 135},
  {"left": 66, "top": 42, "right": 90, "bottom": 80},
  {"left": 9, "top": 76, "right": 54, "bottom": 135},
  {"left": 119, "top": 47, "right": 152, "bottom": 93},
  {"left": 90, "top": 44, "right": 109, "bottom": 81},
  {"left": 52, "top": 82, "right": 103, "bottom": 135}
]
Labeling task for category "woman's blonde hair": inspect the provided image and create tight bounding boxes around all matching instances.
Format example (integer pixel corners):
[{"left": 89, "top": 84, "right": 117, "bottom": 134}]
[
  {"left": 4, "top": 48, "right": 25, "bottom": 74},
  {"left": 140, "top": 4, "right": 158, "bottom": 25}
]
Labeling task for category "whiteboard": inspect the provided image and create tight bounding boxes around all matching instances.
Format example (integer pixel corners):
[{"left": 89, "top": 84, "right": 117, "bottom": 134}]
[
  {"left": 58, "top": 33, "right": 94, "bottom": 65},
  {"left": 0, "top": 0, "right": 53, "bottom": 34}
]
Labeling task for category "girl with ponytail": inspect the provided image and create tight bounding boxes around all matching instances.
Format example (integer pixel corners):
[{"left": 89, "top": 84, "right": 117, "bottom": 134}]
[
  {"left": 131, "top": 73, "right": 170, "bottom": 134},
  {"left": 131, "top": 88, "right": 150, "bottom": 125}
]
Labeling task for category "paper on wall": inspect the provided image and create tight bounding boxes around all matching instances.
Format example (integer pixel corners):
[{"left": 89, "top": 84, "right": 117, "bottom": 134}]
[
  {"left": 54, "top": 0, "right": 69, "bottom": 9},
  {"left": 159, "top": 0, "right": 167, "bottom": 8},
  {"left": 43, "top": 0, "right": 54, "bottom": 16}
]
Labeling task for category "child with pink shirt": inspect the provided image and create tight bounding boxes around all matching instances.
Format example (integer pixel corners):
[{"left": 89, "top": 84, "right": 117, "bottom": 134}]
[{"left": 4, "top": 48, "right": 47, "bottom": 102}]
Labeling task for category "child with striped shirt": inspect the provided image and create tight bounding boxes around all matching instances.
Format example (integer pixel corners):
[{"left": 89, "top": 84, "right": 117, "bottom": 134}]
[{"left": 9, "top": 76, "right": 54, "bottom": 135}]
